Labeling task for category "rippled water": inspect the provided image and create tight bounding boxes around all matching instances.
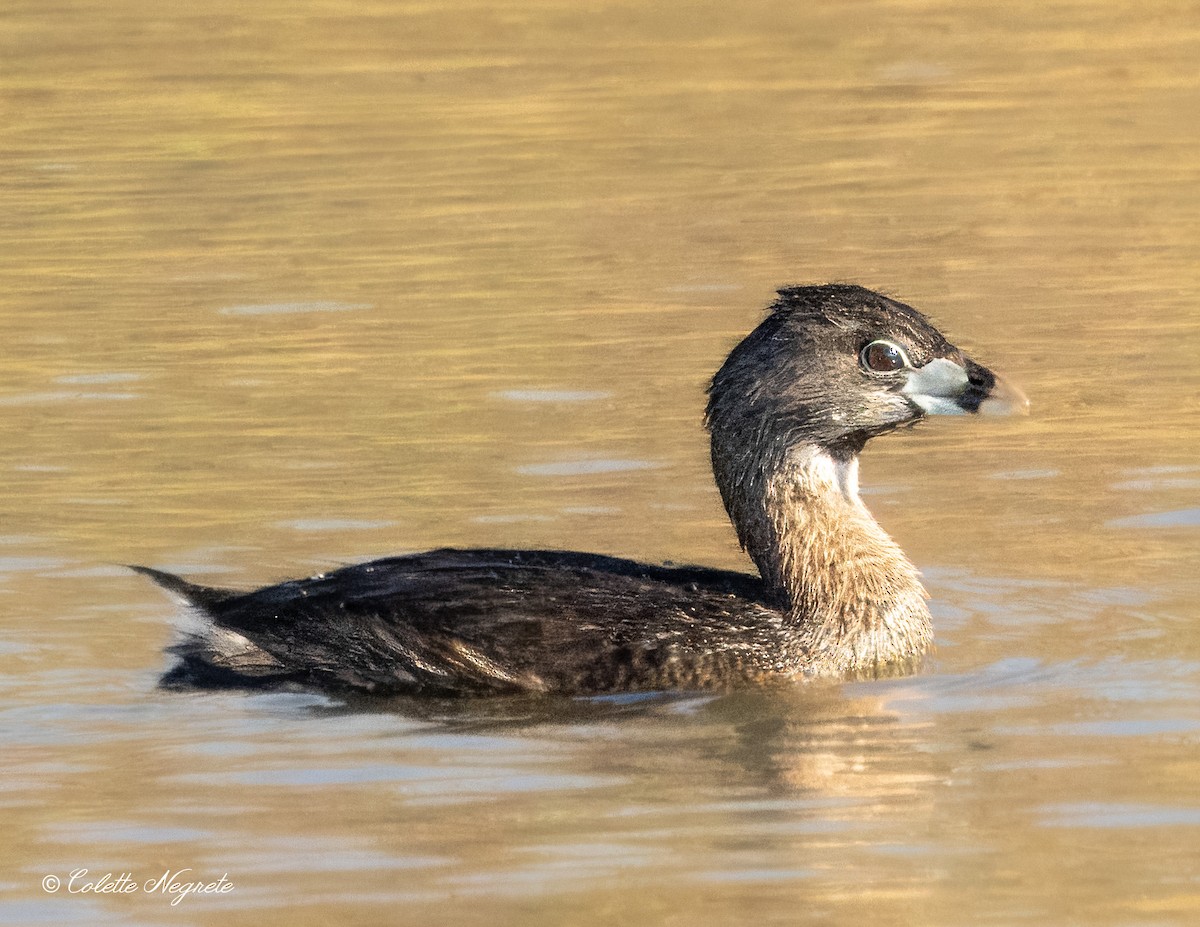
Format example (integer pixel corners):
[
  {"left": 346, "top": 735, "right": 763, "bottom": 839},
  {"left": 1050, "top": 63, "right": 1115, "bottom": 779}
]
[{"left": 2, "top": 0, "right": 1198, "bottom": 924}]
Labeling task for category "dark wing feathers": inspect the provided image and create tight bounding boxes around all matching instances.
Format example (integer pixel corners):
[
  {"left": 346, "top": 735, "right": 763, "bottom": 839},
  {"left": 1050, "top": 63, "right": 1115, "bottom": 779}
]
[{"left": 140, "top": 549, "right": 779, "bottom": 696}]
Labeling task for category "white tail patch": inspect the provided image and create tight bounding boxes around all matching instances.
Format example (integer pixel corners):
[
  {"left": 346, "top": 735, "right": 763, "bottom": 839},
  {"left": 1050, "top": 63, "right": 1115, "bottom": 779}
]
[{"left": 169, "top": 608, "right": 282, "bottom": 672}]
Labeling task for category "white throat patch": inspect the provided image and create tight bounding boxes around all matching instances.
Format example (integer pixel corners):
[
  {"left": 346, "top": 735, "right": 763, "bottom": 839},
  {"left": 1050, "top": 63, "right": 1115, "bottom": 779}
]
[{"left": 796, "top": 447, "right": 861, "bottom": 504}]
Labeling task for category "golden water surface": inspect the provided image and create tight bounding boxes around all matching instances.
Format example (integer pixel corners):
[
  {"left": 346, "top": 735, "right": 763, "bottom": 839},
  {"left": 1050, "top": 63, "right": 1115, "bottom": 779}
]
[{"left": 2, "top": 0, "right": 1198, "bottom": 924}]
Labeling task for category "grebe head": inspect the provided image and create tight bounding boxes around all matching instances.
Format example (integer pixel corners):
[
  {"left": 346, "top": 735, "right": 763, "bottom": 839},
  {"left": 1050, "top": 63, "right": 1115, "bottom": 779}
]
[{"left": 707, "top": 284, "right": 1028, "bottom": 461}]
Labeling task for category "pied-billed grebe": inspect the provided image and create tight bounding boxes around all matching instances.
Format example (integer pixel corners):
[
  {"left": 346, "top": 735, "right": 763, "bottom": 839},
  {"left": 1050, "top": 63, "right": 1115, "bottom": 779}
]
[{"left": 136, "top": 284, "right": 1027, "bottom": 696}]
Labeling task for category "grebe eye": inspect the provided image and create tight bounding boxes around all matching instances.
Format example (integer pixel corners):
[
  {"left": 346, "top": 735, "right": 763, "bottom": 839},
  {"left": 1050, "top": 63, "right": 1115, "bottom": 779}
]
[{"left": 861, "top": 340, "right": 910, "bottom": 373}]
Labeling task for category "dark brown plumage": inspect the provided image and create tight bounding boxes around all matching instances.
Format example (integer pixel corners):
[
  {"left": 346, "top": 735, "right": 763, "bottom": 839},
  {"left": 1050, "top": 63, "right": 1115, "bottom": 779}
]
[{"left": 137, "top": 284, "right": 1027, "bottom": 697}]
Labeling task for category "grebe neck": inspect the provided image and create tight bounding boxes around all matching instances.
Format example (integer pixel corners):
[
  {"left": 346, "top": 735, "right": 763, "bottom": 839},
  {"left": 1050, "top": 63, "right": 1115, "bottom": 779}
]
[{"left": 719, "top": 443, "right": 933, "bottom": 676}]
